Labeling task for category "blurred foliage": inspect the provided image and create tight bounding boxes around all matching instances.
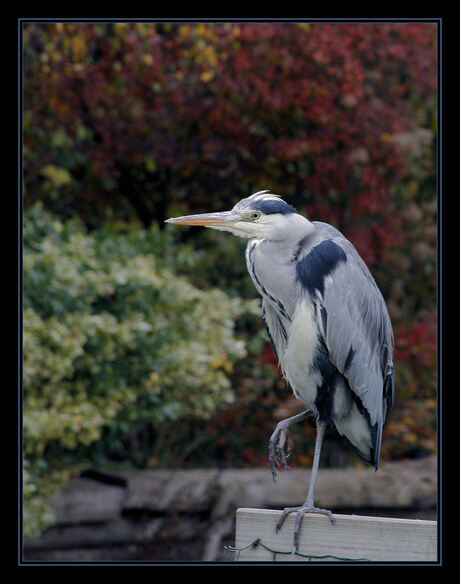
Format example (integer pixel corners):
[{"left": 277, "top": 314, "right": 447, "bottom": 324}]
[
  {"left": 23, "top": 203, "right": 257, "bottom": 533},
  {"left": 22, "top": 22, "right": 437, "bottom": 533}
]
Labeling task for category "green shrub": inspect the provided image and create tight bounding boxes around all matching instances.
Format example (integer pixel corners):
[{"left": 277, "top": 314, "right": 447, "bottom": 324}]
[{"left": 23, "top": 203, "right": 257, "bottom": 534}]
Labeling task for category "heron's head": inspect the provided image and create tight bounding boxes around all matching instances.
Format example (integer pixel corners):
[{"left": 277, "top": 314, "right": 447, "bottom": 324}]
[{"left": 165, "top": 191, "right": 310, "bottom": 240}]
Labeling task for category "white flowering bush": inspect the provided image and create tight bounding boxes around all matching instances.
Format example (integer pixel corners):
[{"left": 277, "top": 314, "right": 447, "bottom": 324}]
[{"left": 23, "top": 203, "right": 257, "bottom": 534}]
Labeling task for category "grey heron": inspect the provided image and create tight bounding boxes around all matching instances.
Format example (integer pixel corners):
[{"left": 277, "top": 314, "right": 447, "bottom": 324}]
[{"left": 166, "top": 190, "right": 394, "bottom": 553}]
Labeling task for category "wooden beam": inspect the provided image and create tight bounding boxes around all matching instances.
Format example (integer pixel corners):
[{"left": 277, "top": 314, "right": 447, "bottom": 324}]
[{"left": 232, "top": 508, "right": 437, "bottom": 562}]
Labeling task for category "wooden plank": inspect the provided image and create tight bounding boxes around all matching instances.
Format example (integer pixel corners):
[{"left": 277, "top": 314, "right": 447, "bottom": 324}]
[{"left": 233, "top": 508, "right": 437, "bottom": 562}]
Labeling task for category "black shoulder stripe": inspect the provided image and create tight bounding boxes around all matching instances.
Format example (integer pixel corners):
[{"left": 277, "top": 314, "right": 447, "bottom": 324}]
[{"left": 296, "top": 240, "right": 347, "bottom": 297}]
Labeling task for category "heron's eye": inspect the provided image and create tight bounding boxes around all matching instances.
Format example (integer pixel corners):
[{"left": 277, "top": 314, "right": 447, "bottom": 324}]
[{"left": 250, "top": 211, "right": 261, "bottom": 220}]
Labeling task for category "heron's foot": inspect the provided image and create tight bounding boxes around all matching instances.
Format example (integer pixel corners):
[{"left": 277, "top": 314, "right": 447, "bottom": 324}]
[
  {"left": 268, "top": 421, "right": 295, "bottom": 482},
  {"left": 275, "top": 505, "right": 336, "bottom": 555}
]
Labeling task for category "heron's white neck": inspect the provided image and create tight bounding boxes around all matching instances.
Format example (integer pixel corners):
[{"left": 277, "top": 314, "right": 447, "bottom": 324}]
[{"left": 249, "top": 213, "right": 315, "bottom": 251}]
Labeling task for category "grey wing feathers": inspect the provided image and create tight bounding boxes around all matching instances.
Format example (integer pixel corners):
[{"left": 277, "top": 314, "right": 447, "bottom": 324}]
[
  {"left": 321, "top": 239, "right": 394, "bottom": 459},
  {"left": 262, "top": 299, "right": 288, "bottom": 363}
]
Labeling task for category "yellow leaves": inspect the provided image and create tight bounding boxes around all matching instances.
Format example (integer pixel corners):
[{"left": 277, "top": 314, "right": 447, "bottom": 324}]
[
  {"left": 146, "top": 371, "right": 160, "bottom": 385},
  {"left": 136, "top": 22, "right": 156, "bottom": 35},
  {"left": 142, "top": 53, "right": 154, "bottom": 66},
  {"left": 210, "top": 351, "right": 234, "bottom": 373},
  {"left": 114, "top": 22, "right": 129, "bottom": 33},
  {"left": 145, "top": 371, "right": 160, "bottom": 392},
  {"left": 40, "top": 164, "right": 72, "bottom": 188},
  {"left": 402, "top": 431, "right": 418, "bottom": 444},
  {"left": 196, "top": 22, "right": 217, "bottom": 40},
  {"left": 51, "top": 127, "right": 73, "bottom": 148},
  {"left": 178, "top": 23, "right": 192, "bottom": 39},
  {"left": 200, "top": 44, "right": 218, "bottom": 67},
  {"left": 196, "top": 22, "right": 207, "bottom": 37},
  {"left": 72, "top": 33, "right": 86, "bottom": 62},
  {"left": 200, "top": 70, "right": 215, "bottom": 83},
  {"left": 180, "top": 23, "right": 219, "bottom": 76},
  {"left": 143, "top": 155, "right": 157, "bottom": 173},
  {"left": 232, "top": 24, "right": 241, "bottom": 35}
]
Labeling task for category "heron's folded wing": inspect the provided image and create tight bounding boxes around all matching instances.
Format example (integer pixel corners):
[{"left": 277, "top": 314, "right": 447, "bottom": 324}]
[
  {"left": 321, "top": 240, "right": 394, "bottom": 441},
  {"left": 261, "top": 298, "right": 288, "bottom": 363}
]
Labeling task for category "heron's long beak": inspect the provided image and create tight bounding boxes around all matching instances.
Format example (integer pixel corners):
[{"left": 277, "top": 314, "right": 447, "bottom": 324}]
[{"left": 165, "top": 211, "right": 236, "bottom": 227}]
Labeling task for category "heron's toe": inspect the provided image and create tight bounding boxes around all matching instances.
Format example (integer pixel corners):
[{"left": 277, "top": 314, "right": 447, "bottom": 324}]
[{"left": 275, "top": 505, "right": 336, "bottom": 554}]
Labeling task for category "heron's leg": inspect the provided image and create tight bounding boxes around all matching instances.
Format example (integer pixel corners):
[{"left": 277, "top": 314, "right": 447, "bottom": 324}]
[
  {"left": 268, "top": 409, "right": 311, "bottom": 481},
  {"left": 275, "top": 420, "right": 335, "bottom": 554}
]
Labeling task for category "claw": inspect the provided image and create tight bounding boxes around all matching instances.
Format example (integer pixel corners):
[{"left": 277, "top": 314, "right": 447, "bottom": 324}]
[
  {"left": 269, "top": 426, "right": 295, "bottom": 481},
  {"left": 275, "top": 505, "right": 336, "bottom": 554},
  {"left": 267, "top": 410, "right": 311, "bottom": 482}
]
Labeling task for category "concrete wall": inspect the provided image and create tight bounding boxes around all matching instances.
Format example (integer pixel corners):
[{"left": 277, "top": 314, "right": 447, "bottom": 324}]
[{"left": 23, "top": 456, "right": 437, "bottom": 562}]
